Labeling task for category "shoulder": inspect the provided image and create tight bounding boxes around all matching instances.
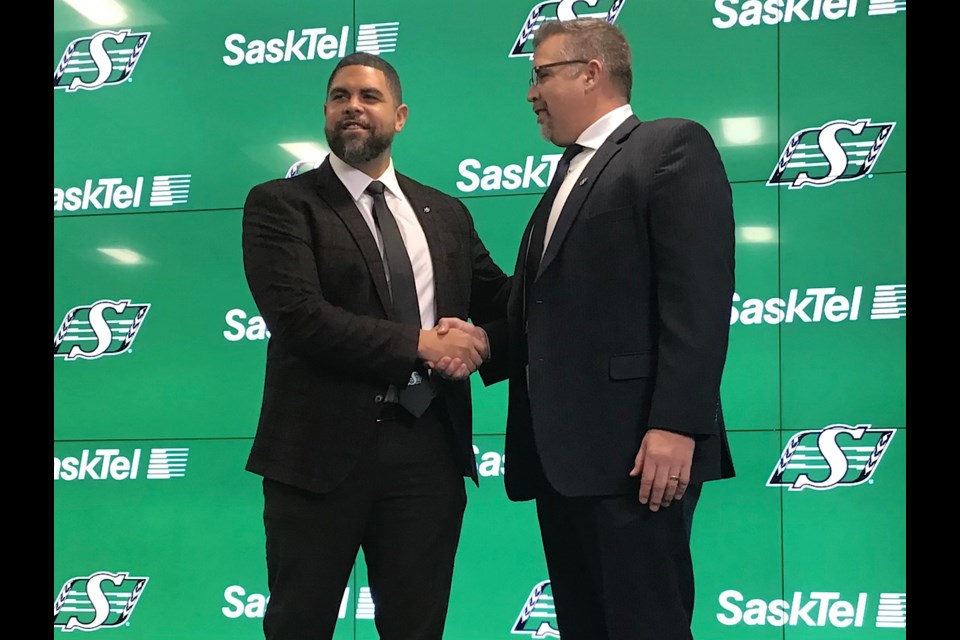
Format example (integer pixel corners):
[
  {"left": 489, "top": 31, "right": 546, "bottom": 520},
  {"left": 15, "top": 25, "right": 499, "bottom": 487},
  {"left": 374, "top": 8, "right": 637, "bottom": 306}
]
[
  {"left": 245, "top": 168, "right": 322, "bottom": 208},
  {"left": 634, "top": 117, "right": 711, "bottom": 139},
  {"left": 636, "top": 118, "right": 715, "bottom": 143},
  {"left": 248, "top": 169, "right": 315, "bottom": 197},
  {"left": 625, "top": 118, "right": 720, "bottom": 160}
]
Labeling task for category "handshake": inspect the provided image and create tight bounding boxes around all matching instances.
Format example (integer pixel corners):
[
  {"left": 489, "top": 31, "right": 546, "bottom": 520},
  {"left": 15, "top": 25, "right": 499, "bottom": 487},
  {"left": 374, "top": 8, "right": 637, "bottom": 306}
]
[{"left": 417, "top": 317, "right": 489, "bottom": 381}]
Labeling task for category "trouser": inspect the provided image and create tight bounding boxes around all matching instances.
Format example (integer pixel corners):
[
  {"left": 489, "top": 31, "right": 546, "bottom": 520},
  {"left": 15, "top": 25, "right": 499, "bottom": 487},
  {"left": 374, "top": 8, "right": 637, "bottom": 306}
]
[
  {"left": 535, "top": 481, "right": 702, "bottom": 640},
  {"left": 261, "top": 403, "right": 466, "bottom": 640}
]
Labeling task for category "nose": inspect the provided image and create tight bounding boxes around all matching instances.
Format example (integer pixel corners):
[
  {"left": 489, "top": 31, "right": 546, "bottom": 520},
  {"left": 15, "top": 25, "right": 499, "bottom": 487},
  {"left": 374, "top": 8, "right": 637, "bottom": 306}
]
[
  {"left": 527, "top": 84, "right": 538, "bottom": 103},
  {"left": 344, "top": 95, "right": 364, "bottom": 114}
]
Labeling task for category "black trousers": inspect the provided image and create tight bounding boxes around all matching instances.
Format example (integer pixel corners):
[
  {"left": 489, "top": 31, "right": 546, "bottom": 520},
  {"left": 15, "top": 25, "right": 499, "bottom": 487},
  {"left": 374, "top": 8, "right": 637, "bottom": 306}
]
[
  {"left": 535, "top": 481, "right": 702, "bottom": 640},
  {"left": 261, "top": 403, "right": 466, "bottom": 640}
]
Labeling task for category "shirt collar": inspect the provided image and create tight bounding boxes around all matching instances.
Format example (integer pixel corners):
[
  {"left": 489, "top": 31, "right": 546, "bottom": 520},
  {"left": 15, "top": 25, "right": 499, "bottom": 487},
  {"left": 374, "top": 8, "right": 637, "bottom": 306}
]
[
  {"left": 576, "top": 104, "right": 634, "bottom": 151},
  {"left": 328, "top": 153, "right": 403, "bottom": 203}
]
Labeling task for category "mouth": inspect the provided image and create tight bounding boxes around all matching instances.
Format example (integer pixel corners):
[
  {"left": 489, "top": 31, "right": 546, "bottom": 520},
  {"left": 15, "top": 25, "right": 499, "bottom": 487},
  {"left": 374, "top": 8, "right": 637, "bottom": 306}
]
[
  {"left": 338, "top": 120, "right": 369, "bottom": 132},
  {"left": 533, "top": 107, "right": 548, "bottom": 124}
]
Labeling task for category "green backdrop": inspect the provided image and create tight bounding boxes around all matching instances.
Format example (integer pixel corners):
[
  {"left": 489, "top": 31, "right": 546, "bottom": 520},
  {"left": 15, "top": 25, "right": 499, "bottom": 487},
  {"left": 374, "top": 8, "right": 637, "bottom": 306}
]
[{"left": 54, "top": 1, "right": 907, "bottom": 637}]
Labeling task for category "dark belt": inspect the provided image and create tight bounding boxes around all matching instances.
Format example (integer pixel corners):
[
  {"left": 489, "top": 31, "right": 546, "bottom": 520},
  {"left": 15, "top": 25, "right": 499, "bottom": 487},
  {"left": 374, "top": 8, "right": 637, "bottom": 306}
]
[{"left": 377, "top": 402, "right": 417, "bottom": 426}]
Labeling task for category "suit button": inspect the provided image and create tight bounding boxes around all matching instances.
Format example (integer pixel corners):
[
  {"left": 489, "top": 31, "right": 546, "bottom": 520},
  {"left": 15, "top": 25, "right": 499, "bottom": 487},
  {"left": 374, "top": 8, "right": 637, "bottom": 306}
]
[
  {"left": 374, "top": 394, "right": 384, "bottom": 403},
  {"left": 535, "top": 300, "right": 543, "bottom": 304}
]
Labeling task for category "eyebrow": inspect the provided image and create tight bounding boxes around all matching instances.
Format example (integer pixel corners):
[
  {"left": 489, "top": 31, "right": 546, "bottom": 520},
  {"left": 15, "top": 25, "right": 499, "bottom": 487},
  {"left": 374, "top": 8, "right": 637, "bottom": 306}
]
[{"left": 329, "top": 86, "right": 385, "bottom": 97}]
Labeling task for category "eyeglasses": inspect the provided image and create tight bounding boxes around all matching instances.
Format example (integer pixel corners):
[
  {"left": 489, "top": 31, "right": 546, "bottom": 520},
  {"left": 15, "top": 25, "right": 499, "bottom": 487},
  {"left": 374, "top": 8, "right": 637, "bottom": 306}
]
[{"left": 529, "top": 60, "right": 590, "bottom": 87}]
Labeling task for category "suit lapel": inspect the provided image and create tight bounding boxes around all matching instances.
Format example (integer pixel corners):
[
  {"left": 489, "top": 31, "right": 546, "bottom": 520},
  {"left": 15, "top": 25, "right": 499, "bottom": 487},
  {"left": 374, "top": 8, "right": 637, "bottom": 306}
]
[
  {"left": 314, "top": 160, "right": 393, "bottom": 316},
  {"left": 536, "top": 115, "right": 642, "bottom": 280},
  {"left": 397, "top": 174, "right": 451, "bottom": 318}
]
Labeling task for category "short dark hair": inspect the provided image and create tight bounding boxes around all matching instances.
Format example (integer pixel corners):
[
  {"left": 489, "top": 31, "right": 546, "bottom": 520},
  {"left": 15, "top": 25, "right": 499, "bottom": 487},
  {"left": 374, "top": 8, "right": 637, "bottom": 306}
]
[
  {"left": 326, "top": 52, "right": 403, "bottom": 104},
  {"left": 534, "top": 19, "right": 632, "bottom": 102}
]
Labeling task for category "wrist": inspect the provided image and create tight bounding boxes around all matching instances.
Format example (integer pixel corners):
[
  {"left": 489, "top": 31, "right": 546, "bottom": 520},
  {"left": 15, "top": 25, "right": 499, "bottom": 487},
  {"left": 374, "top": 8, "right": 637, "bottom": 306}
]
[
  {"left": 476, "top": 326, "right": 491, "bottom": 361},
  {"left": 417, "top": 329, "right": 434, "bottom": 361}
]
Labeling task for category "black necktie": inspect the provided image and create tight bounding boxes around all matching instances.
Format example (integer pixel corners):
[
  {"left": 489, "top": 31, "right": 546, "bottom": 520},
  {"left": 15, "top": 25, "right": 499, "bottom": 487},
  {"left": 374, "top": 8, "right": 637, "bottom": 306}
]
[
  {"left": 366, "top": 180, "right": 435, "bottom": 417},
  {"left": 524, "top": 143, "right": 584, "bottom": 310}
]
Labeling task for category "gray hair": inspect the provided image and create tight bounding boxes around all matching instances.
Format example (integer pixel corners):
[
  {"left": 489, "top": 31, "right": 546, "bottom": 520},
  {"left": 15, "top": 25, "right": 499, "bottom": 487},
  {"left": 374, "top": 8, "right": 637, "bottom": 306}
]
[{"left": 534, "top": 18, "right": 632, "bottom": 101}]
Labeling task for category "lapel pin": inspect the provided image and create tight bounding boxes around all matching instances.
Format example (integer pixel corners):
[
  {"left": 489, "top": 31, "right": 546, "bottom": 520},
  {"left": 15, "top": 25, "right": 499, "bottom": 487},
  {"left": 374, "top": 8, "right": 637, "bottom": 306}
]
[
  {"left": 578, "top": 177, "right": 589, "bottom": 186},
  {"left": 423, "top": 206, "right": 431, "bottom": 213}
]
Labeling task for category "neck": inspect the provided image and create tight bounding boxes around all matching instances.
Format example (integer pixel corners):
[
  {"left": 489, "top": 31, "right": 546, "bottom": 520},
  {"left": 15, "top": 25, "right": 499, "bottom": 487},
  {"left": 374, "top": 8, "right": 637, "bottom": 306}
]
[
  {"left": 565, "top": 99, "right": 628, "bottom": 143},
  {"left": 588, "top": 98, "right": 628, "bottom": 126},
  {"left": 349, "top": 153, "right": 391, "bottom": 180}
]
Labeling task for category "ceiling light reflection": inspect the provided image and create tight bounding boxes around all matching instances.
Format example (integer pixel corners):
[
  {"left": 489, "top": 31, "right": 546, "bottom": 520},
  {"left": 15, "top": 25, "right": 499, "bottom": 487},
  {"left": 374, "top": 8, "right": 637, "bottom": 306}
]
[
  {"left": 98, "top": 247, "right": 145, "bottom": 264},
  {"left": 63, "top": 0, "right": 128, "bottom": 26},
  {"left": 280, "top": 142, "right": 329, "bottom": 178},
  {"left": 738, "top": 226, "right": 777, "bottom": 243},
  {"left": 720, "top": 117, "right": 764, "bottom": 146}
]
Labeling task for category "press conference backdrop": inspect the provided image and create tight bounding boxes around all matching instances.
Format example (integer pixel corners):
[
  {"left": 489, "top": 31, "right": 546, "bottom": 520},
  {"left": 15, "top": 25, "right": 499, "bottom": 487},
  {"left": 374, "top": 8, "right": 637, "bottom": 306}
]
[{"left": 53, "top": 1, "right": 906, "bottom": 637}]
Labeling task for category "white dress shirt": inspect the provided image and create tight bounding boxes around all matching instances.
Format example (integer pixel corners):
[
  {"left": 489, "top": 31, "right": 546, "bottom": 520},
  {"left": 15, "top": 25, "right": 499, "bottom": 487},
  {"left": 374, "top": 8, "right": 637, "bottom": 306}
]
[{"left": 328, "top": 153, "right": 436, "bottom": 330}]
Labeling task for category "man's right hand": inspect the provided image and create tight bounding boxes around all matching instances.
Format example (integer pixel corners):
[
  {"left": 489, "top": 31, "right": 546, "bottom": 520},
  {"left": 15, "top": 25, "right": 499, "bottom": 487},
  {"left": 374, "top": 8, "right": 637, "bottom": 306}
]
[
  {"left": 417, "top": 326, "right": 484, "bottom": 379},
  {"left": 426, "top": 318, "right": 490, "bottom": 380}
]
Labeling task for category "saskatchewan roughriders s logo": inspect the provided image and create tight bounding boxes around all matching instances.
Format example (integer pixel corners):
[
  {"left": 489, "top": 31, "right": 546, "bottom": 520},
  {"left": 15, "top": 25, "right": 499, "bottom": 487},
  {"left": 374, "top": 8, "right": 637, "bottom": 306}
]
[
  {"left": 54, "top": 30, "right": 151, "bottom": 92},
  {"left": 768, "top": 424, "right": 896, "bottom": 491},
  {"left": 768, "top": 118, "right": 895, "bottom": 189},
  {"left": 513, "top": 580, "right": 560, "bottom": 637},
  {"left": 53, "top": 571, "right": 149, "bottom": 631},
  {"left": 53, "top": 300, "right": 150, "bottom": 361},
  {"left": 510, "top": 0, "right": 626, "bottom": 58}
]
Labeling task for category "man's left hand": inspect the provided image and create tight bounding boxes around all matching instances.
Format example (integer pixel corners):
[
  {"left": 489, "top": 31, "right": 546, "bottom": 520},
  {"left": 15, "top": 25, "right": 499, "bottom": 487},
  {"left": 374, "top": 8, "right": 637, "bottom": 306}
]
[{"left": 628, "top": 429, "right": 695, "bottom": 512}]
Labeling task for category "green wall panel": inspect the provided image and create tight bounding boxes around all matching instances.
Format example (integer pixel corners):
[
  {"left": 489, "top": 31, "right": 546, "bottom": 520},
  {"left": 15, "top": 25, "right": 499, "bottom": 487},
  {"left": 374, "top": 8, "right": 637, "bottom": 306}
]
[
  {"left": 54, "top": 209, "right": 261, "bottom": 441},
  {"left": 779, "top": 173, "right": 906, "bottom": 429},
  {"left": 779, "top": 426, "right": 906, "bottom": 639}
]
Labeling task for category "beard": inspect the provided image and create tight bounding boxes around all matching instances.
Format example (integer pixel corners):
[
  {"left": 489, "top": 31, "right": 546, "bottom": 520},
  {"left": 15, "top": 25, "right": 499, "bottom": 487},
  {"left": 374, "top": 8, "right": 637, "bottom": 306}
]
[
  {"left": 536, "top": 113, "right": 560, "bottom": 145},
  {"left": 325, "top": 121, "right": 394, "bottom": 166},
  {"left": 538, "top": 120, "right": 554, "bottom": 143}
]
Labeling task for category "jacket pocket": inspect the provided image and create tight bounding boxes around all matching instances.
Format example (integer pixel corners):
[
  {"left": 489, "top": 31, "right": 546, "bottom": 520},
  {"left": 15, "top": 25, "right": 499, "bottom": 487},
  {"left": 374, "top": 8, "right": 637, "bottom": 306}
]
[{"left": 608, "top": 352, "right": 654, "bottom": 380}]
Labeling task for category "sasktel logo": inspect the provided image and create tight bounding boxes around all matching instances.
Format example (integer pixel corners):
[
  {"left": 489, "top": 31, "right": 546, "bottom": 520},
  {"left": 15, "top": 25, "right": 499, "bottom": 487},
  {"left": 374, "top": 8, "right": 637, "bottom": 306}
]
[
  {"left": 54, "top": 300, "right": 150, "bottom": 361},
  {"left": 223, "top": 584, "right": 375, "bottom": 620},
  {"left": 457, "top": 153, "right": 563, "bottom": 193},
  {"left": 512, "top": 581, "right": 559, "bottom": 637},
  {"left": 473, "top": 445, "right": 507, "bottom": 477},
  {"left": 54, "top": 30, "right": 150, "bottom": 92},
  {"left": 53, "top": 571, "right": 149, "bottom": 632},
  {"left": 510, "top": 0, "right": 626, "bottom": 58},
  {"left": 768, "top": 119, "right": 895, "bottom": 189},
  {"left": 223, "top": 22, "right": 400, "bottom": 66},
  {"left": 54, "top": 175, "right": 192, "bottom": 213},
  {"left": 224, "top": 309, "right": 271, "bottom": 341},
  {"left": 769, "top": 424, "right": 895, "bottom": 491},
  {"left": 730, "top": 284, "right": 906, "bottom": 325},
  {"left": 713, "top": 0, "right": 907, "bottom": 29},
  {"left": 54, "top": 448, "right": 190, "bottom": 481},
  {"left": 717, "top": 590, "right": 906, "bottom": 629}
]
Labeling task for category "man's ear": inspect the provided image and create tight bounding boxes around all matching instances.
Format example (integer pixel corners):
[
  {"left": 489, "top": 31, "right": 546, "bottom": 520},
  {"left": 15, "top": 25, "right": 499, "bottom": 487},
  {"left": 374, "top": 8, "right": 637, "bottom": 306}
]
[
  {"left": 394, "top": 103, "right": 409, "bottom": 133},
  {"left": 583, "top": 59, "right": 603, "bottom": 92}
]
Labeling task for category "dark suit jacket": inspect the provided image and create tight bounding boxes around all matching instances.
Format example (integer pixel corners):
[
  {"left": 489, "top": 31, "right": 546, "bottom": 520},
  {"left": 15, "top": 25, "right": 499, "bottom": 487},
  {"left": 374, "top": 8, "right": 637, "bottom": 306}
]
[
  {"left": 242, "top": 158, "right": 509, "bottom": 493},
  {"left": 482, "top": 116, "right": 736, "bottom": 500}
]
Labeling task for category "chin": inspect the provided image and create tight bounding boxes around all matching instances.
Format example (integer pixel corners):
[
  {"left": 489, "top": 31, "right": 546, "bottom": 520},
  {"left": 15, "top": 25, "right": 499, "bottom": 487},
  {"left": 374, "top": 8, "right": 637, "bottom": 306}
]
[{"left": 538, "top": 123, "right": 554, "bottom": 143}]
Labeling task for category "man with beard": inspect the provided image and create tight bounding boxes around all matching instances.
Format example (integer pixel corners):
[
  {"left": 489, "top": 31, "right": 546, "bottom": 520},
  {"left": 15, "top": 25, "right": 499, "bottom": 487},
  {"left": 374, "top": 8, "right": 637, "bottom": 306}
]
[{"left": 241, "top": 53, "right": 509, "bottom": 640}]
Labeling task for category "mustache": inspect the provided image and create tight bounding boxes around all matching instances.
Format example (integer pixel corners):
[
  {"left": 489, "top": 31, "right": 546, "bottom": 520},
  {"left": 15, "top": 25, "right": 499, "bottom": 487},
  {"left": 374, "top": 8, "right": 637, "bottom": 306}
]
[{"left": 335, "top": 119, "right": 371, "bottom": 130}]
